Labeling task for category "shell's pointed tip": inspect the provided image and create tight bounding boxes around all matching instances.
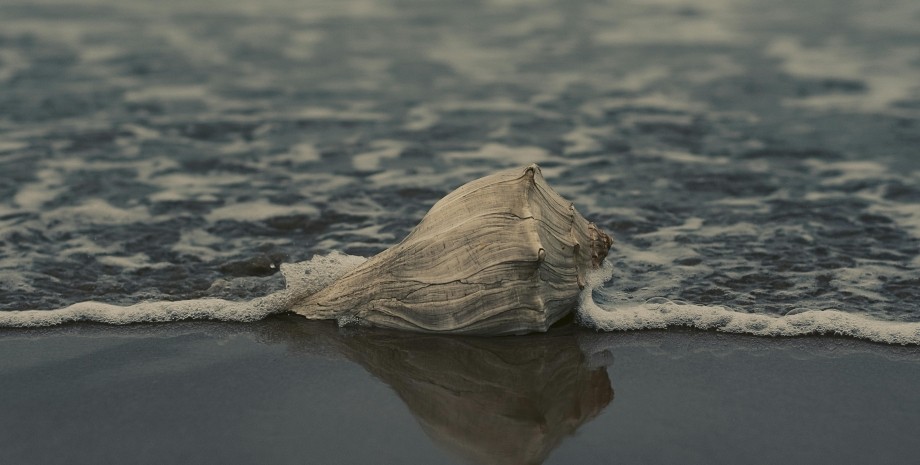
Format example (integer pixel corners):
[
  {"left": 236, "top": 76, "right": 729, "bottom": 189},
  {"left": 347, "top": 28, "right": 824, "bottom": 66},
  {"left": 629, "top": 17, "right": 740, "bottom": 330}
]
[{"left": 523, "top": 163, "right": 542, "bottom": 185}]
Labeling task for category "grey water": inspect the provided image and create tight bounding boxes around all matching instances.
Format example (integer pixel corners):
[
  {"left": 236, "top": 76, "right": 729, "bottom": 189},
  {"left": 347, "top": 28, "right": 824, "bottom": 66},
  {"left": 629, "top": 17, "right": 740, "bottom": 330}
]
[{"left": 1, "top": 1, "right": 919, "bottom": 329}]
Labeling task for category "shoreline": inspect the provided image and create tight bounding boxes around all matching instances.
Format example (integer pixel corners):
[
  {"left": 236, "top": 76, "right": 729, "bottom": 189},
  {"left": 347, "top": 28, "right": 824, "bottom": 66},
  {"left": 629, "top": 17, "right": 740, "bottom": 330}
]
[
  {"left": 3, "top": 316, "right": 920, "bottom": 464},
  {"left": 3, "top": 312, "right": 920, "bottom": 348}
]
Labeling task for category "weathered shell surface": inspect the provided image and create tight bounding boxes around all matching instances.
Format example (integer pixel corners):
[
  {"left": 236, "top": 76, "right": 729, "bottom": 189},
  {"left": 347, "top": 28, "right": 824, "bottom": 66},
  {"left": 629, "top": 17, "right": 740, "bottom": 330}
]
[{"left": 291, "top": 164, "right": 613, "bottom": 335}]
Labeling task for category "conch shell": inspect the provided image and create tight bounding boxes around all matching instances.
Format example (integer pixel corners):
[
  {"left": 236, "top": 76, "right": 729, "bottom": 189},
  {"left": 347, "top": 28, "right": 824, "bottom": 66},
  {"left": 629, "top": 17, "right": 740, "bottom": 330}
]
[{"left": 291, "top": 164, "right": 613, "bottom": 335}]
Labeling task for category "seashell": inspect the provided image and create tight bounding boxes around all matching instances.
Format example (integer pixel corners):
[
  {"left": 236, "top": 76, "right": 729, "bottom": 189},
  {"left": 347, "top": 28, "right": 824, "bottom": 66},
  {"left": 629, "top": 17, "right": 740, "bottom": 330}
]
[{"left": 291, "top": 164, "right": 613, "bottom": 335}]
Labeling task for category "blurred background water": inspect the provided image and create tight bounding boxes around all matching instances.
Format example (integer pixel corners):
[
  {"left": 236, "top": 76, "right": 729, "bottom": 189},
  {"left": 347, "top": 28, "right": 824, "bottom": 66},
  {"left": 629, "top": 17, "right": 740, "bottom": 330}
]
[{"left": 1, "top": 0, "right": 918, "bottom": 328}]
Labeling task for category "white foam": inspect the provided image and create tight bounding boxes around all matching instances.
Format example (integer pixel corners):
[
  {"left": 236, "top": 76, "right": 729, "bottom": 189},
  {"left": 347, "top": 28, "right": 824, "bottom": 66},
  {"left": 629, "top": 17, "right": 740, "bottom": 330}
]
[
  {"left": 576, "top": 261, "right": 920, "bottom": 345},
  {"left": 425, "top": 35, "right": 520, "bottom": 83},
  {"left": 580, "top": 94, "right": 706, "bottom": 118},
  {"left": 148, "top": 173, "right": 250, "bottom": 202},
  {"left": 640, "top": 149, "right": 730, "bottom": 166},
  {"left": 124, "top": 85, "right": 209, "bottom": 103},
  {"left": 96, "top": 253, "right": 172, "bottom": 271},
  {"left": 594, "top": 15, "right": 735, "bottom": 45},
  {"left": 0, "top": 140, "right": 27, "bottom": 153},
  {"left": 441, "top": 143, "right": 553, "bottom": 167},
  {"left": 0, "top": 252, "right": 366, "bottom": 328},
  {"left": 766, "top": 37, "right": 920, "bottom": 114},
  {"left": 282, "top": 143, "right": 321, "bottom": 164},
  {"left": 352, "top": 140, "right": 407, "bottom": 171},
  {"left": 291, "top": 107, "right": 387, "bottom": 122},
  {"left": 43, "top": 199, "right": 153, "bottom": 225},
  {"left": 6, "top": 251, "right": 920, "bottom": 345},
  {"left": 562, "top": 127, "right": 604, "bottom": 155},
  {"left": 0, "top": 49, "right": 28, "bottom": 84},
  {"left": 13, "top": 169, "right": 64, "bottom": 210},
  {"left": 403, "top": 106, "right": 440, "bottom": 131},
  {"left": 205, "top": 201, "right": 319, "bottom": 222}
]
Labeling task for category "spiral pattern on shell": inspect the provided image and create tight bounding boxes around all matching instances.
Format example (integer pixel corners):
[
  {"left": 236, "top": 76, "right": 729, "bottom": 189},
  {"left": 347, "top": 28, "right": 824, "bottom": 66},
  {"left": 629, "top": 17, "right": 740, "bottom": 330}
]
[{"left": 291, "top": 164, "right": 613, "bottom": 335}]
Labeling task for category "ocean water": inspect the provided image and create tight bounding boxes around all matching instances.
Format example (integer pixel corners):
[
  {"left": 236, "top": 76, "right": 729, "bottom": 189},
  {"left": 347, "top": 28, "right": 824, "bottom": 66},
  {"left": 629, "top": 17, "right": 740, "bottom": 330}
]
[{"left": 1, "top": 0, "right": 919, "bottom": 343}]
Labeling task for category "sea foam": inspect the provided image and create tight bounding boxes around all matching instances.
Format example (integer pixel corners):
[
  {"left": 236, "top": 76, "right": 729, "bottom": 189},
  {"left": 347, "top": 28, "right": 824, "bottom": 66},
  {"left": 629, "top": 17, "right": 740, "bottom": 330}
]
[
  {"left": 4, "top": 253, "right": 920, "bottom": 345},
  {"left": 0, "top": 252, "right": 366, "bottom": 328},
  {"left": 576, "top": 260, "right": 920, "bottom": 345}
]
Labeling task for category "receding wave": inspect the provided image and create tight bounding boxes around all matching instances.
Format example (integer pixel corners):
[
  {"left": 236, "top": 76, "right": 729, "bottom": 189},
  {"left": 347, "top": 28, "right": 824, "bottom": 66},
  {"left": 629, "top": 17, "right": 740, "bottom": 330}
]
[
  {"left": 577, "top": 261, "right": 920, "bottom": 346},
  {"left": 0, "top": 252, "right": 366, "bottom": 328}
]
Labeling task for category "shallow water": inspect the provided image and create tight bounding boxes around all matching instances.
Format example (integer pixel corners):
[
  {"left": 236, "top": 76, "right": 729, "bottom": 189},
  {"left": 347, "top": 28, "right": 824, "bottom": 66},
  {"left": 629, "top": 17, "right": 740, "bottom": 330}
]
[{"left": 1, "top": 0, "right": 919, "bottom": 341}]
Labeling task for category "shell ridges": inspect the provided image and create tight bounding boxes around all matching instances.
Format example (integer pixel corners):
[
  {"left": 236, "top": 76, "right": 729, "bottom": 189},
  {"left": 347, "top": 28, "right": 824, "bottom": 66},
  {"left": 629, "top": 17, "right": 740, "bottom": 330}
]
[{"left": 291, "top": 164, "right": 613, "bottom": 335}]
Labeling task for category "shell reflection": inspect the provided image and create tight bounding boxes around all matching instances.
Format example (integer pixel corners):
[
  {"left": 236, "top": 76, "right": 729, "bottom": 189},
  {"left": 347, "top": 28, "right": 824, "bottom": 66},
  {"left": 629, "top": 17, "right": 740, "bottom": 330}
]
[{"left": 258, "top": 317, "right": 614, "bottom": 465}]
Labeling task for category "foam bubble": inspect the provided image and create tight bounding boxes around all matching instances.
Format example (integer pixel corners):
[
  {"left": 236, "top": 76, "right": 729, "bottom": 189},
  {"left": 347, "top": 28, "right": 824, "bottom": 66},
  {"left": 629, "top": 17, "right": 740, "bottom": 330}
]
[
  {"left": 0, "top": 252, "right": 366, "bottom": 328},
  {"left": 577, "top": 261, "right": 920, "bottom": 345}
]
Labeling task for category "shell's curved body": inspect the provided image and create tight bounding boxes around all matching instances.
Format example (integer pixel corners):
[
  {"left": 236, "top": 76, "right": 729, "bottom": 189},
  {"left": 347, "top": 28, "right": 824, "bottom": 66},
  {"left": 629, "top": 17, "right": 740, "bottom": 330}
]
[{"left": 291, "top": 164, "right": 612, "bottom": 335}]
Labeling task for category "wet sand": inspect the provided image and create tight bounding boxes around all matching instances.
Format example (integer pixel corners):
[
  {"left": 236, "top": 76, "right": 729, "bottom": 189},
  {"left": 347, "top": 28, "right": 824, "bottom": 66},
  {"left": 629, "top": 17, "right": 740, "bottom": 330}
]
[{"left": 2, "top": 317, "right": 919, "bottom": 465}]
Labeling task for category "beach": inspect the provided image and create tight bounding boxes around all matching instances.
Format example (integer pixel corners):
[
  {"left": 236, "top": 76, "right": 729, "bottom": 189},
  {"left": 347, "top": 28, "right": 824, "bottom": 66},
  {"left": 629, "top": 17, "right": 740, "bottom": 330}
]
[
  {"left": 3, "top": 319, "right": 919, "bottom": 465},
  {"left": 2, "top": 0, "right": 920, "bottom": 462}
]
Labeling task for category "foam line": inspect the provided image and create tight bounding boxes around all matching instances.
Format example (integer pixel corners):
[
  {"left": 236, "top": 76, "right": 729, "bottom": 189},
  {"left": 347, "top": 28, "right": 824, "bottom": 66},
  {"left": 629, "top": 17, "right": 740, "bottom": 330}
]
[
  {"left": 577, "top": 261, "right": 920, "bottom": 345},
  {"left": 0, "top": 252, "right": 366, "bottom": 328},
  {"left": 5, "top": 252, "right": 920, "bottom": 345}
]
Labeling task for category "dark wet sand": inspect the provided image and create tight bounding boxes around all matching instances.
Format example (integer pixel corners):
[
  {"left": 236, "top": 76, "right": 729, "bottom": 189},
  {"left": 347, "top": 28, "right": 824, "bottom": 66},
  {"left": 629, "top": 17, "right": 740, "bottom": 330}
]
[{"left": 2, "top": 316, "right": 919, "bottom": 465}]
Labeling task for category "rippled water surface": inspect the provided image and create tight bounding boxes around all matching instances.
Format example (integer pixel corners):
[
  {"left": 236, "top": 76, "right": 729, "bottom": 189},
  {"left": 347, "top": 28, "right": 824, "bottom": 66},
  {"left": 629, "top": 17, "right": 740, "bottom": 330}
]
[{"left": 1, "top": 0, "right": 919, "bottom": 335}]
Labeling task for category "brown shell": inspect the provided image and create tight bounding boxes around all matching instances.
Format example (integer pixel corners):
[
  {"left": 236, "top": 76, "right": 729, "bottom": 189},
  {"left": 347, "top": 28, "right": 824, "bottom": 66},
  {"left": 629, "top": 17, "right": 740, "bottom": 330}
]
[{"left": 291, "top": 164, "right": 613, "bottom": 335}]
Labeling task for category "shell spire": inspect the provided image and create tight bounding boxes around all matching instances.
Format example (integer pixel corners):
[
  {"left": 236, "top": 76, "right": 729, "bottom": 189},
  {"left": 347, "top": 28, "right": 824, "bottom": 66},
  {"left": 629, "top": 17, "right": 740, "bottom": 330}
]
[{"left": 291, "top": 164, "right": 613, "bottom": 335}]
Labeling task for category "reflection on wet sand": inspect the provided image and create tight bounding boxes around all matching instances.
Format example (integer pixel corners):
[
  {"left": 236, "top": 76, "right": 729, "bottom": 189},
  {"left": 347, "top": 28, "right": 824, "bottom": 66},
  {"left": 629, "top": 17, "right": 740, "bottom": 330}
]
[{"left": 256, "top": 316, "right": 614, "bottom": 465}]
